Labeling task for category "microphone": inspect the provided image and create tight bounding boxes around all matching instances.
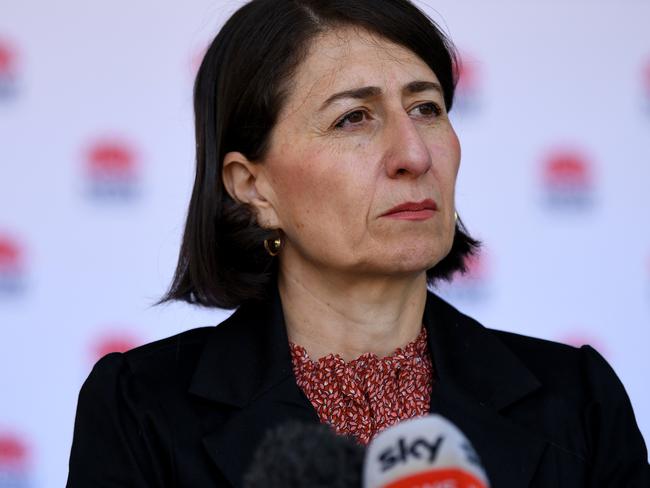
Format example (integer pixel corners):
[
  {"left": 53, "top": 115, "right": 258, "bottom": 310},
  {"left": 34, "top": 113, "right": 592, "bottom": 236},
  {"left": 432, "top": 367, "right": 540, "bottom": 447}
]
[
  {"left": 243, "top": 421, "right": 365, "bottom": 488},
  {"left": 363, "top": 415, "right": 490, "bottom": 488}
]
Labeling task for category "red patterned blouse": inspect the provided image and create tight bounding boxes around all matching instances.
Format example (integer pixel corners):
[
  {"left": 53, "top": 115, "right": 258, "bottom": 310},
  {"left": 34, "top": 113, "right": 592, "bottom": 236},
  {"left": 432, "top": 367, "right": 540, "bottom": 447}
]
[{"left": 289, "top": 327, "right": 433, "bottom": 445}]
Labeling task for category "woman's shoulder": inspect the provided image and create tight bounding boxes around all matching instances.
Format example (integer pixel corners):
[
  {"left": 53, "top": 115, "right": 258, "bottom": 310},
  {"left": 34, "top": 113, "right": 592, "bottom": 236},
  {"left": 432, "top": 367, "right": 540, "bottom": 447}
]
[
  {"left": 430, "top": 292, "right": 616, "bottom": 390},
  {"left": 101, "top": 325, "right": 212, "bottom": 369},
  {"left": 68, "top": 324, "right": 239, "bottom": 487},
  {"left": 488, "top": 327, "right": 593, "bottom": 372},
  {"left": 487, "top": 326, "right": 618, "bottom": 396},
  {"left": 82, "top": 304, "right": 256, "bottom": 400},
  {"left": 491, "top": 328, "right": 649, "bottom": 479},
  {"left": 83, "top": 325, "right": 221, "bottom": 405},
  {"left": 126, "top": 326, "right": 214, "bottom": 365},
  {"left": 429, "top": 292, "right": 637, "bottom": 415}
]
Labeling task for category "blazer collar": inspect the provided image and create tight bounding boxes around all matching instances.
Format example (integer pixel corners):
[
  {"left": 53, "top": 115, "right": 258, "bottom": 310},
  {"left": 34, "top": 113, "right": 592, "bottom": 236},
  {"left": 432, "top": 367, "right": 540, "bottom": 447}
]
[
  {"left": 423, "top": 292, "right": 546, "bottom": 486},
  {"left": 188, "top": 285, "right": 295, "bottom": 408},
  {"left": 189, "top": 287, "right": 546, "bottom": 487},
  {"left": 188, "top": 286, "right": 319, "bottom": 487},
  {"left": 423, "top": 291, "right": 542, "bottom": 411}
]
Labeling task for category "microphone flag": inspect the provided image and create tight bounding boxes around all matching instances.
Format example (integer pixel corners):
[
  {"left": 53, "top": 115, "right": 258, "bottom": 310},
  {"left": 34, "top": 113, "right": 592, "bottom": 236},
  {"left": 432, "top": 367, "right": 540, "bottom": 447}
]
[{"left": 363, "top": 414, "right": 490, "bottom": 488}]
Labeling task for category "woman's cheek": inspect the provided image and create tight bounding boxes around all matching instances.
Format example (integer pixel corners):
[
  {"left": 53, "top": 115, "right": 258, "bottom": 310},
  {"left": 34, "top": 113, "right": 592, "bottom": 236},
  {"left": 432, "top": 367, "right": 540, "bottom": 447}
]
[{"left": 447, "top": 126, "right": 461, "bottom": 173}]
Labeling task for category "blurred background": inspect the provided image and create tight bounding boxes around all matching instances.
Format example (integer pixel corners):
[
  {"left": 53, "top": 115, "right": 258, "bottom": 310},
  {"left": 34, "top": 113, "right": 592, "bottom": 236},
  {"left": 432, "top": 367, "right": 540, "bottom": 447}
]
[{"left": 1, "top": 0, "right": 649, "bottom": 485}]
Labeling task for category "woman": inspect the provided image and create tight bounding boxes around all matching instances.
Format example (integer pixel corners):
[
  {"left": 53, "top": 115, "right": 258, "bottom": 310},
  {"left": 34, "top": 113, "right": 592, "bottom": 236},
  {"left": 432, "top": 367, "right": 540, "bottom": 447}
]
[{"left": 66, "top": 0, "right": 649, "bottom": 486}]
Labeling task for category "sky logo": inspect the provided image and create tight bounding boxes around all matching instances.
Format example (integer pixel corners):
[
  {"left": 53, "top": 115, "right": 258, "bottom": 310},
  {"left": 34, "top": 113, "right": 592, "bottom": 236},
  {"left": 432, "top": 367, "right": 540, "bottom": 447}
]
[
  {"left": 0, "top": 235, "right": 25, "bottom": 296},
  {"left": 84, "top": 139, "right": 141, "bottom": 201},
  {"left": 541, "top": 149, "right": 595, "bottom": 210},
  {"left": 0, "top": 39, "right": 19, "bottom": 101},
  {"left": 0, "top": 433, "right": 31, "bottom": 488}
]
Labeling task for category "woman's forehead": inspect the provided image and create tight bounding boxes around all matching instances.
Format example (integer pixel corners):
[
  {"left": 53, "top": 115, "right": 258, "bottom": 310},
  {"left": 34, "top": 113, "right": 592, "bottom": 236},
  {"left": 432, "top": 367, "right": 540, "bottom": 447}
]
[{"left": 286, "top": 27, "right": 439, "bottom": 111}]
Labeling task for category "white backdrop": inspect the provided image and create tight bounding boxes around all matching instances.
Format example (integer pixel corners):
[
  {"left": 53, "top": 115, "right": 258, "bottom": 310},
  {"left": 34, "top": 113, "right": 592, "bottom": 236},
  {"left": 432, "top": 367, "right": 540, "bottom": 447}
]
[{"left": 1, "top": 1, "right": 649, "bottom": 485}]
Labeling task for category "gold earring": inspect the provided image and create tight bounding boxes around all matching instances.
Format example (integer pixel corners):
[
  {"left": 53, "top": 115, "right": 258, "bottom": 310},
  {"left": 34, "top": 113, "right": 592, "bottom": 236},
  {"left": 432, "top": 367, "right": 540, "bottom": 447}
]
[
  {"left": 454, "top": 211, "right": 458, "bottom": 222},
  {"left": 264, "top": 237, "right": 283, "bottom": 256}
]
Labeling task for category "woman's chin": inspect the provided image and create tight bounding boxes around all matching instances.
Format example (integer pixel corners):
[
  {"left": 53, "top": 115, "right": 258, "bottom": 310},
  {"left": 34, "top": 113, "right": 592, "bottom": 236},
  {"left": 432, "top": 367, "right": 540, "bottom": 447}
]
[{"left": 367, "top": 248, "right": 449, "bottom": 278}]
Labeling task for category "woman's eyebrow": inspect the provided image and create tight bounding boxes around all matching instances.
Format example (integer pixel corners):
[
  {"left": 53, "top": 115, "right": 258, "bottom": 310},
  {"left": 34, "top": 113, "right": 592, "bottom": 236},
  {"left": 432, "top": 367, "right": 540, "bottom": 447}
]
[
  {"left": 404, "top": 80, "right": 442, "bottom": 96},
  {"left": 318, "top": 80, "right": 442, "bottom": 112},
  {"left": 319, "top": 86, "right": 381, "bottom": 111}
]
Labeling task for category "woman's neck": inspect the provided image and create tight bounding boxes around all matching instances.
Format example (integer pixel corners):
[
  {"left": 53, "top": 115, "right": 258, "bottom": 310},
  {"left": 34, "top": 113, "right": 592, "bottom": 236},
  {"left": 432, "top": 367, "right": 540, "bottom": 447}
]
[{"left": 278, "top": 262, "right": 428, "bottom": 362}]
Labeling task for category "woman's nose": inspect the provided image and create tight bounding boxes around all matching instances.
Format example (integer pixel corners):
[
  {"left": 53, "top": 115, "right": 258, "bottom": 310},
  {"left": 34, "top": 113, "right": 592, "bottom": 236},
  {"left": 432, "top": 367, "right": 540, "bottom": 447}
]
[{"left": 383, "top": 111, "right": 432, "bottom": 179}]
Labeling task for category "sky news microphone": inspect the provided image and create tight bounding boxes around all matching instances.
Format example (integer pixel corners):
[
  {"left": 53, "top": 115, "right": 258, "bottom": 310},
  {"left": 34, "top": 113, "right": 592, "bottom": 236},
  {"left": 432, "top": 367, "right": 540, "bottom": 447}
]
[
  {"left": 363, "top": 415, "right": 490, "bottom": 488},
  {"left": 243, "top": 421, "right": 365, "bottom": 488}
]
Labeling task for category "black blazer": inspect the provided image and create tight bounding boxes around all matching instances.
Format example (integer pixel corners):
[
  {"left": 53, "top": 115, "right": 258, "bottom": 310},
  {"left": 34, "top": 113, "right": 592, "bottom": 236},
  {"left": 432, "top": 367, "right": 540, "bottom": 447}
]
[{"left": 66, "top": 289, "right": 650, "bottom": 487}]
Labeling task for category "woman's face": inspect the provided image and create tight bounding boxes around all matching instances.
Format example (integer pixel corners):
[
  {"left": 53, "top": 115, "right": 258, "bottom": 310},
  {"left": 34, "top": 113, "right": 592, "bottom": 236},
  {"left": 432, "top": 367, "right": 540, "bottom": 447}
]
[{"left": 254, "top": 27, "right": 461, "bottom": 278}]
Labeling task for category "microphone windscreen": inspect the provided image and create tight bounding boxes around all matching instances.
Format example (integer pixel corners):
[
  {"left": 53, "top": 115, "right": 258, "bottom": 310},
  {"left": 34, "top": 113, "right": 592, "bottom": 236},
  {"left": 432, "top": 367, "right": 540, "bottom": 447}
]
[
  {"left": 363, "top": 415, "right": 490, "bottom": 488},
  {"left": 244, "top": 421, "right": 365, "bottom": 488}
]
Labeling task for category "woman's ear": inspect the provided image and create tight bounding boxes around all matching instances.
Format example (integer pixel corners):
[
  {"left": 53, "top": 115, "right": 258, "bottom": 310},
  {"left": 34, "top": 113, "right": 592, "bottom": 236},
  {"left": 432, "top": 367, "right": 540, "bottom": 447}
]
[{"left": 222, "top": 151, "right": 281, "bottom": 228}]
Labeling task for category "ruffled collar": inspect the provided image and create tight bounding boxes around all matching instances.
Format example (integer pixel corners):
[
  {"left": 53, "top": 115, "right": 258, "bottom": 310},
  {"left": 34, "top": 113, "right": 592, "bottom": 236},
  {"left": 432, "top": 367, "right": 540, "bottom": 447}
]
[{"left": 289, "top": 327, "right": 433, "bottom": 444}]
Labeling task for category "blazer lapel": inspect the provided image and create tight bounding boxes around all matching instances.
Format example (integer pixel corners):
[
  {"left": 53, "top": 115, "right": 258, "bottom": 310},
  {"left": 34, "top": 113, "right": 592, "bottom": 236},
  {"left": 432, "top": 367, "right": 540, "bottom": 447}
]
[
  {"left": 188, "top": 287, "right": 319, "bottom": 487},
  {"left": 424, "top": 292, "right": 547, "bottom": 487},
  {"left": 201, "top": 376, "right": 319, "bottom": 487}
]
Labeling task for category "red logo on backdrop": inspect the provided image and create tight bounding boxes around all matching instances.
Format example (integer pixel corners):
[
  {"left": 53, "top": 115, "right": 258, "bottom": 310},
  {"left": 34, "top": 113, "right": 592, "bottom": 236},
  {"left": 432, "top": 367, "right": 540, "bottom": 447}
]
[
  {"left": 541, "top": 148, "right": 595, "bottom": 210},
  {"left": 435, "top": 249, "right": 491, "bottom": 303},
  {"left": 92, "top": 330, "right": 141, "bottom": 361},
  {"left": 0, "top": 235, "right": 26, "bottom": 295},
  {"left": 647, "top": 253, "right": 650, "bottom": 304},
  {"left": 84, "top": 138, "right": 141, "bottom": 201},
  {"left": 0, "top": 433, "right": 30, "bottom": 485},
  {"left": 456, "top": 251, "right": 488, "bottom": 283},
  {"left": 189, "top": 45, "right": 208, "bottom": 77},
  {"left": 453, "top": 51, "right": 481, "bottom": 116},
  {"left": 643, "top": 57, "right": 650, "bottom": 115},
  {"left": 0, "top": 39, "right": 19, "bottom": 100},
  {"left": 559, "top": 329, "right": 608, "bottom": 358}
]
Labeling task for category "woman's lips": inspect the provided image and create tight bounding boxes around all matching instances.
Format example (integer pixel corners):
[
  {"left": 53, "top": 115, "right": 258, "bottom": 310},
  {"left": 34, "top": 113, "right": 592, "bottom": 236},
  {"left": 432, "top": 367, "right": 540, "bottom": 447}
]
[{"left": 381, "top": 199, "right": 438, "bottom": 221}]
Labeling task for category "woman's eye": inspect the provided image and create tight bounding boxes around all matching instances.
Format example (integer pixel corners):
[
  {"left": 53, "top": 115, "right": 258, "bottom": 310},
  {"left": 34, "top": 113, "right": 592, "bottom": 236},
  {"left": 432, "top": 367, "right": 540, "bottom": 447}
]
[
  {"left": 410, "top": 102, "right": 442, "bottom": 118},
  {"left": 333, "top": 103, "right": 442, "bottom": 130},
  {"left": 334, "top": 110, "right": 368, "bottom": 129}
]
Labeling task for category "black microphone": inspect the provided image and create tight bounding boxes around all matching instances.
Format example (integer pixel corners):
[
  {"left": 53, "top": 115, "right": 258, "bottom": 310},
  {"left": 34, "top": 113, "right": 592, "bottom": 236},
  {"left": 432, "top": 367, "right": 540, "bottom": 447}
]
[{"left": 243, "top": 421, "right": 365, "bottom": 488}]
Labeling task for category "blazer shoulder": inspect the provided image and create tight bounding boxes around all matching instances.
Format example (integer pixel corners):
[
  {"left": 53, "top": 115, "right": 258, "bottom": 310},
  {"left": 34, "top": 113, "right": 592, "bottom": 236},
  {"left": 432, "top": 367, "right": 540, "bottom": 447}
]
[
  {"left": 487, "top": 327, "right": 612, "bottom": 396},
  {"left": 69, "top": 326, "right": 219, "bottom": 487},
  {"left": 121, "top": 325, "right": 214, "bottom": 370},
  {"left": 80, "top": 326, "right": 215, "bottom": 405},
  {"left": 487, "top": 328, "right": 646, "bottom": 439},
  {"left": 428, "top": 291, "right": 628, "bottom": 398},
  {"left": 490, "top": 329, "right": 581, "bottom": 369},
  {"left": 91, "top": 307, "right": 252, "bottom": 392},
  {"left": 488, "top": 329, "right": 649, "bottom": 481},
  {"left": 429, "top": 292, "right": 587, "bottom": 379}
]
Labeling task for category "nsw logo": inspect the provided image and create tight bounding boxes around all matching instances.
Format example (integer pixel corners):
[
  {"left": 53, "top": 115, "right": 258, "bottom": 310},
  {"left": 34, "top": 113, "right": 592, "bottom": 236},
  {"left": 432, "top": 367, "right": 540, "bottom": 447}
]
[
  {"left": 559, "top": 328, "right": 608, "bottom": 359},
  {"left": 641, "top": 55, "right": 650, "bottom": 117},
  {"left": 0, "top": 235, "right": 26, "bottom": 296},
  {"left": 435, "top": 250, "right": 490, "bottom": 303},
  {"left": 540, "top": 149, "right": 595, "bottom": 211},
  {"left": 84, "top": 139, "right": 141, "bottom": 201},
  {"left": 647, "top": 253, "right": 650, "bottom": 305},
  {"left": 0, "top": 39, "right": 19, "bottom": 101},
  {"left": 189, "top": 45, "right": 208, "bottom": 78},
  {"left": 452, "top": 51, "right": 482, "bottom": 117},
  {"left": 91, "top": 329, "right": 141, "bottom": 361},
  {"left": 0, "top": 433, "right": 31, "bottom": 488}
]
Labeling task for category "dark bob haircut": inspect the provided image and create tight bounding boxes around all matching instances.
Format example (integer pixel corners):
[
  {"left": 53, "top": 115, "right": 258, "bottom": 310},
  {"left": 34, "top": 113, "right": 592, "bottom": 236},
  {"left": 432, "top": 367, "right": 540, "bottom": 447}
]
[{"left": 162, "top": 0, "right": 480, "bottom": 310}]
